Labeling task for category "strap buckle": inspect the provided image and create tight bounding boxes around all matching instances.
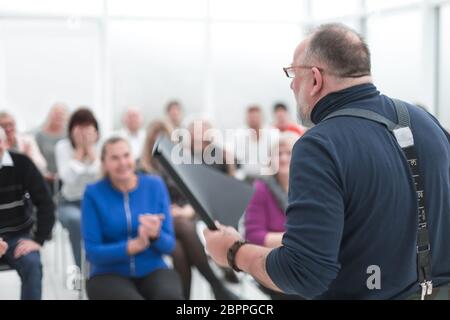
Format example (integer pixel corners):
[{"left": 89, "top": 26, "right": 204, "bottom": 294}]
[{"left": 393, "top": 127, "right": 414, "bottom": 148}]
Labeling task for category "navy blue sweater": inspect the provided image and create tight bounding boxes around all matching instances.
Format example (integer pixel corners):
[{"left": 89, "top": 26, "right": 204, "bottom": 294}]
[
  {"left": 81, "top": 174, "right": 175, "bottom": 278},
  {"left": 266, "top": 83, "right": 450, "bottom": 299}
]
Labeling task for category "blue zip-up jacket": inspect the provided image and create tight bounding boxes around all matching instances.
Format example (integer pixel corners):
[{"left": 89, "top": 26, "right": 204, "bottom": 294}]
[
  {"left": 81, "top": 174, "right": 175, "bottom": 278},
  {"left": 266, "top": 83, "right": 450, "bottom": 299}
]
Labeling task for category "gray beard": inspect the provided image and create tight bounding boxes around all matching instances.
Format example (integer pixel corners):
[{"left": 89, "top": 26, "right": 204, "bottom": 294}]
[{"left": 297, "top": 104, "right": 315, "bottom": 129}]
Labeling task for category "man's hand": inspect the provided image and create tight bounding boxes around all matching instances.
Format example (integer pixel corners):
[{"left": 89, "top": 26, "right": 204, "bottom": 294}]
[
  {"left": 203, "top": 222, "right": 243, "bottom": 268},
  {"left": 13, "top": 239, "right": 41, "bottom": 259},
  {"left": 0, "top": 238, "right": 8, "bottom": 258}
]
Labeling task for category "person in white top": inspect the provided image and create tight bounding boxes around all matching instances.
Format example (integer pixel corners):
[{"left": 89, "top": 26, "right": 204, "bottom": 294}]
[
  {"left": 55, "top": 108, "right": 100, "bottom": 267},
  {"left": 115, "top": 106, "right": 146, "bottom": 161},
  {"left": 0, "top": 111, "right": 47, "bottom": 174}
]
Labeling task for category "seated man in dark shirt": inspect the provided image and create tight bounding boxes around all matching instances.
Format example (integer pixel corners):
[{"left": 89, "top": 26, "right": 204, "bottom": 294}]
[{"left": 0, "top": 127, "right": 55, "bottom": 300}]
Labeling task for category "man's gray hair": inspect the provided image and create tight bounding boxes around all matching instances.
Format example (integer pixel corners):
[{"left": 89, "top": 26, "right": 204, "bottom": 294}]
[
  {"left": 0, "top": 126, "right": 6, "bottom": 141},
  {"left": 304, "top": 23, "right": 371, "bottom": 78}
]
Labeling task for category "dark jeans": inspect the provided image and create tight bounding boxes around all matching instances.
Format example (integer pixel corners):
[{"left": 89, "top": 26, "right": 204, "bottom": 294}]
[
  {"left": 0, "top": 233, "right": 42, "bottom": 300},
  {"left": 86, "top": 268, "right": 184, "bottom": 300},
  {"left": 58, "top": 198, "right": 81, "bottom": 268}
]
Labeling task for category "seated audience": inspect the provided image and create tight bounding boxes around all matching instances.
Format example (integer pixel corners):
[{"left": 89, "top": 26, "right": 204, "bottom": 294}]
[
  {"left": 0, "top": 127, "right": 55, "bottom": 300},
  {"left": 55, "top": 108, "right": 100, "bottom": 268},
  {"left": 82, "top": 136, "right": 183, "bottom": 300},
  {"left": 0, "top": 111, "right": 47, "bottom": 174},
  {"left": 244, "top": 132, "right": 303, "bottom": 300},
  {"left": 139, "top": 120, "right": 238, "bottom": 300}
]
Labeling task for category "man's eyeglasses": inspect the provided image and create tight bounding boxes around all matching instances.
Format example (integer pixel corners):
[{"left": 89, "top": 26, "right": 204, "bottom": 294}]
[
  {"left": 283, "top": 65, "right": 371, "bottom": 79},
  {"left": 283, "top": 65, "right": 324, "bottom": 78}
]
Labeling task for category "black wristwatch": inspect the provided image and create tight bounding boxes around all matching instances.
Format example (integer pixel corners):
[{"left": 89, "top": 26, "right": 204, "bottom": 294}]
[{"left": 227, "top": 240, "right": 248, "bottom": 272}]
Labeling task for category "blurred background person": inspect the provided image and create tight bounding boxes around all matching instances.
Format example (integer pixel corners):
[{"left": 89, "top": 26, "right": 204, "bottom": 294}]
[
  {"left": 188, "top": 119, "right": 236, "bottom": 176},
  {"left": 244, "top": 132, "right": 302, "bottom": 300},
  {"left": 232, "top": 105, "right": 277, "bottom": 184},
  {"left": 115, "top": 106, "right": 146, "bottom": 161},
  {"left": 0, "top": 111, "right": 47, "bottom": 174},
  {"left": 139, "top": 121, "right": 238, "bottom": 300},
  {"left": 55, "top": 108, "right": 100, "bottom": 268},
  {"left": 273, "top": 102, "right": 306, "bottom": 136},
  {"left": 165, "top": 100, "right": 184, "bottom": 132},
  {"left": 0, "top": 126, "right": 55, "bottom": 300},
  {"left": 82, "top": 136, "right": 183, "bottom": 300},
  {"left": 35, "top": 103, "right": 69, "bottom": 193}
]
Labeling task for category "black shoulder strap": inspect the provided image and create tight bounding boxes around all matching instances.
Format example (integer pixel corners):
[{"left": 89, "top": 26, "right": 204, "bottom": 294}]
[
  {"left": 323, "top": 108, "right": 400, "bottom": 131},
  {"left": 323, "top": 99, "right": 433, "bottom": 300},
  {"left": 263, "top": 176, "right": 289, "bottom": 213}
]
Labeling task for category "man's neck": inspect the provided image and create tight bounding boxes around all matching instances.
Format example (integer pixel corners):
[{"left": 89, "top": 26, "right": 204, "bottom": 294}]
[
  {"left": 127, "top": 128, "right": 140, "bottom": 136},
  {"left": 315, "top": 76, "right": 373, "bottom": 107},
  {"left": 170, "top": 119, "right": 180, "bottom": 128},
  {"left": 44, "top": 124, "right": 64, "bottom": 135}
]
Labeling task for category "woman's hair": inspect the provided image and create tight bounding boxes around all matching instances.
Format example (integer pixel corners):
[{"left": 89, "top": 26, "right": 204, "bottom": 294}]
[
  {"left": 140, "top": 120, "right": 172, "bottom": 173},
  {"left": 68, "top": 107, "right": 99, "bottom": 148},
  {"left": 278, "top": 131, "right": 300, "bottom": 150},
  {"left": 100, "top": 136, "right": 130, "bottom": 178},
  {"left": 101, "top": 136, "right": 130, "bottom": 161}
]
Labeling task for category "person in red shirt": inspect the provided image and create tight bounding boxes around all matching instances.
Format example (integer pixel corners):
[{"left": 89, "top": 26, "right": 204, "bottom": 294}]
[{"left": 273, "top": 102, "right": 306, "bottom": 136}]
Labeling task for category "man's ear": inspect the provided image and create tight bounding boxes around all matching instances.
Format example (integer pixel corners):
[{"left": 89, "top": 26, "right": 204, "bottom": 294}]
[{"left": 310, "top": 67, "right": 323, "bottom": 97}]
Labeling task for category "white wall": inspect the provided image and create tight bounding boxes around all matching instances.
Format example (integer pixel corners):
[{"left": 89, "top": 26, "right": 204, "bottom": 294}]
[
  {"left": 367, "top": 9, "right": 424, "bottom": 106},
  {"left": 109, "top": 20, "right": 206, "bottom": 130},
  {"left": 210, "top": 22, "right": 302, "bottom": 130},
  {"left": 0, "top": 0, "right": 448, "bottom": 133},
  {"left": 0, "top": 19, "right": 100, "bottom": 132}
]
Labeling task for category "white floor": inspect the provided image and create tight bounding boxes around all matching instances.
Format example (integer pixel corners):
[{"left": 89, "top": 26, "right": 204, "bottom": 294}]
[{"left": 0, "top": 223, "right": 268, "bottom": 300}]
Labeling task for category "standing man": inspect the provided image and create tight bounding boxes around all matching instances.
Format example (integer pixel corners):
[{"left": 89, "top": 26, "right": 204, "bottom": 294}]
[
  {"left": 204, "top": 23, "right": 450, "bottom": 299},
  {"left": 0, "top": 127, "right": 55, "bottom": 300}
]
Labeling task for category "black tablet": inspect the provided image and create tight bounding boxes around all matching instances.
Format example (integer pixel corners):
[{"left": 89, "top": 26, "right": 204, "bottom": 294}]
[{"left": 152, "top": 135, "right": 255, "bottom": 231}]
